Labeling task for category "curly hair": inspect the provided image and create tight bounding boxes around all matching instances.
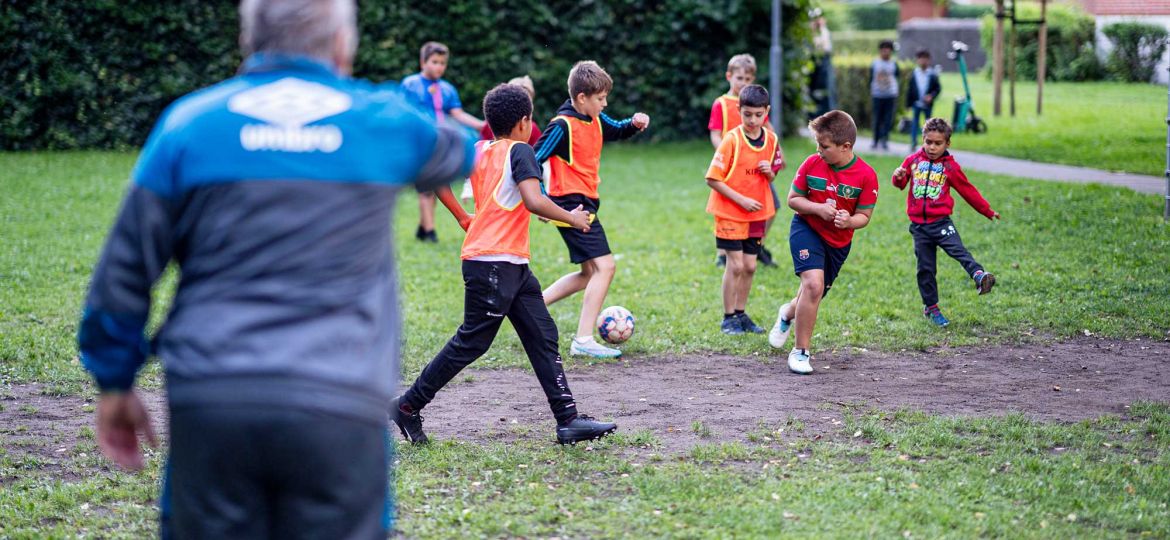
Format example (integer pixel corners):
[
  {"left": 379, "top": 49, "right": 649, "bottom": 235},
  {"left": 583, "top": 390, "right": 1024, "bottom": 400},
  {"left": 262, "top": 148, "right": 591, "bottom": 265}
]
[
  {"left": 923, "top": 117, "right": 953, "bottom": 140},
  {"left": 483, "top": 83, "right": 533, "bottom": 138}
]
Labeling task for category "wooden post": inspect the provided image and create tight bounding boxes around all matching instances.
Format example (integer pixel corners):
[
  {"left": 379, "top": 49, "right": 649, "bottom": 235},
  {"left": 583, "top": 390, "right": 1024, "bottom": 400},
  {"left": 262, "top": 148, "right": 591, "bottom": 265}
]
[
  {"left": 1009, "top": 0, "right": 1017, "bottom": 117},
  {"left": 1036, "top": 0, "right": 1048, "bottom": 115},
  {"left": 993, "top": 0, "right": 1005, "bottom": 116}
]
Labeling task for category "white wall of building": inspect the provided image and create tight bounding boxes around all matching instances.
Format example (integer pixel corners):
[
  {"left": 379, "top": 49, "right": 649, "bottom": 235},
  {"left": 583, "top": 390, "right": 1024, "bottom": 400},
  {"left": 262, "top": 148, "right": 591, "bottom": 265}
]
[{"left": 1095, "top": 15, "right": 1170, "bottom": 84}]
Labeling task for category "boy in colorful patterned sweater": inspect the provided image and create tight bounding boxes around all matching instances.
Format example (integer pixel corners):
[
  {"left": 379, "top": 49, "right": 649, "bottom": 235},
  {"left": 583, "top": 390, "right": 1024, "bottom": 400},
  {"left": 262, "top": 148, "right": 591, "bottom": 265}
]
[{"left": 892, "top": 117, "right": 1000, "bottom": 327}]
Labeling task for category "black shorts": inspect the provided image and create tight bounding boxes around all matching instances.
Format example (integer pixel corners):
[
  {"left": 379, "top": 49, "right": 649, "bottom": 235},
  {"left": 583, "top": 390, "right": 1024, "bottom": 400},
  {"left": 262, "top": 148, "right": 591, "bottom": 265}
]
[
  {"left": 550, "top": 194, "right": 611, "bottom": 264},
  {"left": 716, "top": 236, "right": 763, "bottom": 255},
  {"left": 789, "top": 215, "right": 852, "bottom": 297}
]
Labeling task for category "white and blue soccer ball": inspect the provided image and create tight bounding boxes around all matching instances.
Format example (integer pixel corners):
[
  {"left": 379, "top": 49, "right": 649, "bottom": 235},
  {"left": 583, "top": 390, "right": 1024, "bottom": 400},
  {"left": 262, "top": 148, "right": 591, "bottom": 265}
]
[{"left": 597, "top": 305, "right": 635, "bottom": 344}]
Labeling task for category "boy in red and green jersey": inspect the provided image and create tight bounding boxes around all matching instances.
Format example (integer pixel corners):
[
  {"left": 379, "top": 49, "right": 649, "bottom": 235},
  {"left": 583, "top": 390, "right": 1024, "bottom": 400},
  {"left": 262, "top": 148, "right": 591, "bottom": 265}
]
[{"left": 769, "top": 111, "right": 878, "bottom": 375}]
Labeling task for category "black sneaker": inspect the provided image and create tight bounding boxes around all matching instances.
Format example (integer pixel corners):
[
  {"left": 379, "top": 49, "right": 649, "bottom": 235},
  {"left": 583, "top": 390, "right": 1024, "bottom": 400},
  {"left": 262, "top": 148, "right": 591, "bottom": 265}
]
[
  {"left": 757, "top": 246, "right": 777, "bottom": 267},
  {"left": 389, "top": 397, "right": 428, "bottom": 444},
  {"left": 556, "top": 414, "right": 617, "bottom": 445},
  {"left": 415, "top": 225, "right": 427, "bottom": 242},
  {"left": 737, "top": 312, "right": 766, "bottom": 334}
]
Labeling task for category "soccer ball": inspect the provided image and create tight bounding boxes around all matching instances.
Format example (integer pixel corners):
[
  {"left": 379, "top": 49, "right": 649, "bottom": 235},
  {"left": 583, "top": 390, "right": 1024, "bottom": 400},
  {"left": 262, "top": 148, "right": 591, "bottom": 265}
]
[{"left": 597, "top": 305, "right": 635, "bottom": 344}]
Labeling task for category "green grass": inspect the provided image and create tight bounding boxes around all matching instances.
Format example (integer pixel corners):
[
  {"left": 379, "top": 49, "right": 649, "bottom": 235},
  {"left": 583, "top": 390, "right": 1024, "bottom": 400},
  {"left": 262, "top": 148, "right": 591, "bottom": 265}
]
[
  {"left": 5, "top": 401, "right": 1165, "bottom": 538},
  {"left": 1, "top": 144, "right": 1168, "bottom": 536},
  {"left": 936, "top": 73, "right": 1165, "bottom": 176},
  {"left": 2, "top": 143, "right": 1169, "bottom": 386}
]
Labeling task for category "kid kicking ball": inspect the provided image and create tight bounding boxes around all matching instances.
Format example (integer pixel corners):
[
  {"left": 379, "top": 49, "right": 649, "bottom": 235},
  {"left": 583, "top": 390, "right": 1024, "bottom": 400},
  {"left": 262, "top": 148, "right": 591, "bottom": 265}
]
[{"left": 597, "top": 306, "right": 635, "bottom": 344}]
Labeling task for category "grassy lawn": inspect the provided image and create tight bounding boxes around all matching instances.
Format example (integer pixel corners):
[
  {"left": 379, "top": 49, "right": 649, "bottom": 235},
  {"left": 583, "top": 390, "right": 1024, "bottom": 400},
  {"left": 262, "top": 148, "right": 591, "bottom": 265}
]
[
  {"left": 3, "top": 142, "right": 1168, "bottom": 386},
  {"left": 4, "top": 402, "right": 1168, "bottom": 537},
  {"left": 1, "top": 144, "right": 1169, "bottom": 537},
  {"left": 934, "top": 73, "right": 1165, "bottom": 176}
]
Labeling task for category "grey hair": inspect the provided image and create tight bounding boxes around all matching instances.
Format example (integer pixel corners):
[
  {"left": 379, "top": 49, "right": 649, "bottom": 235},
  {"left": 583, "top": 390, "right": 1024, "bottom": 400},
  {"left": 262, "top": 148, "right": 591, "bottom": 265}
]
[{"left": 239, "top": 0, "right": 357, "bottom": 59}]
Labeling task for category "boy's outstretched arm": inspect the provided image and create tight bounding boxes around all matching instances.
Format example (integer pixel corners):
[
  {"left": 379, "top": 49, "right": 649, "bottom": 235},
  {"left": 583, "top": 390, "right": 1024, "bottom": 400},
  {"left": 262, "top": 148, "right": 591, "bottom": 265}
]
[
  {"left": 517, "top": 179, "right": 591, "bottom": 232},
  {"left": 892, "top": 156, "right": 913, "bottom": 189},
  {"left": 449, "top": 107, "right": 486, "bottom": 131},
  {"left": 436, "top": 185, "right": 473, "bottom": 231},
  {"left": 947, "top": 162, "right": 1000, "bottom": 220},
  {"left": 600, "top": 112, "right": 650, "bottom": 142}
]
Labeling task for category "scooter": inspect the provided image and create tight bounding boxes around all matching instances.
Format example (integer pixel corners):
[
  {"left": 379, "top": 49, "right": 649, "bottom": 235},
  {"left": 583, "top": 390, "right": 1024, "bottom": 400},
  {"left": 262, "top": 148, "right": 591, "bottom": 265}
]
[{"left": 949, "top": 41, "right": 987, "bottom": 134}]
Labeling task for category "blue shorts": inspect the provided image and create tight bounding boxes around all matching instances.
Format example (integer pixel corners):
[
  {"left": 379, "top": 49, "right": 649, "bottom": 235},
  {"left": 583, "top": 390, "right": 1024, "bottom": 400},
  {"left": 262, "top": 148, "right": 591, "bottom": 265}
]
[{"left": 789, "top": 216, "right": 852, "bottom": 297}]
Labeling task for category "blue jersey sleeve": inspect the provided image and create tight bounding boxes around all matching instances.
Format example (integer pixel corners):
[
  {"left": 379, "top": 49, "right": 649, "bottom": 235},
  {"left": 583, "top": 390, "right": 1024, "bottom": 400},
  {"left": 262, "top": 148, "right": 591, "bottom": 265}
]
[{"left": 441, "top": 81, "right": 463, "bottom": 112}]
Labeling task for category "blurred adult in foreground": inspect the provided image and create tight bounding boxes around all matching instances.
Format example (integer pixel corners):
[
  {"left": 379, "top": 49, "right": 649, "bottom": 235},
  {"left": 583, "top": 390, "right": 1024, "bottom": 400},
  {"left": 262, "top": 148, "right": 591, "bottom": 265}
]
[{"left": 77, "top": 0, "right": 474, "bottom": 537}]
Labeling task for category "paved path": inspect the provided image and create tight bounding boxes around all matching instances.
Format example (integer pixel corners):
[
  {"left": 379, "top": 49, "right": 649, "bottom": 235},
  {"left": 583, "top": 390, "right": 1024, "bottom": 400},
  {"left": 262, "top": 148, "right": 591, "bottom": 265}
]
[{"left": 804, "top": 129, "right": 1167, "bottom": 195}]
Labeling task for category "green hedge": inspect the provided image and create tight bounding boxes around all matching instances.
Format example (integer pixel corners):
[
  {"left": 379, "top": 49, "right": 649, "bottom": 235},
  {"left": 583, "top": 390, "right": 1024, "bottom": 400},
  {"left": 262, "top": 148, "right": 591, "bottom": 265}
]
[
  {"left": 845, "top": 3, "right": 900, "bottom": 31},
  {"left": 1103, "top": 22, "right": 1170, "bottom": 83},
  {"left": 831, "top": 30, "right": 898, "bottom": 56},
  {"left": 830, "top": 54, "right": 914, "bottom": 133},
  {"left": 946, "top": 3, "right": 994, "bottom": 20},
  {"left": 979, "top": 3, "right": 1103, "bottom": 81},
  {"left": 1, "top": 1, "right": 814, "bottom": 150}
]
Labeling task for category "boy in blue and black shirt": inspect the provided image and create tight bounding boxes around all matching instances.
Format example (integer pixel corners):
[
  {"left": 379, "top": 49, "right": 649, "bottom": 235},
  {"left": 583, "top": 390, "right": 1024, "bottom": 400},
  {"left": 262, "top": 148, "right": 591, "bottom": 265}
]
[{"left": 402, "top": 41, "right": 486, "bottom": 243}]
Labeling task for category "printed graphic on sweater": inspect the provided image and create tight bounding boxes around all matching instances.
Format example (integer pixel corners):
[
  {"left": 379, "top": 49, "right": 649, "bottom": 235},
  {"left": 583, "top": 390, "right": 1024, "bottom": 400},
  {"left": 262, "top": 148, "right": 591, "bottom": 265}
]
[{"left": 912, "top": 161, "right": 945, "bottom": 200}]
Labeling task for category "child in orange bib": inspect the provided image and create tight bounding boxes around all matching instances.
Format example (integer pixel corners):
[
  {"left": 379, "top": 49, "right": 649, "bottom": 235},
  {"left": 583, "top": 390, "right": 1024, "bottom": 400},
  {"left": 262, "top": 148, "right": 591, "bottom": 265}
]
[
  {"left": 532, "top": 61, "right": 650, "bottom": 359},
  {"left": 705, "top": 85, "right": 784, "bottom": 335},
  {"left": 393, "top": 84, "right": 617, "bottom": 446}
]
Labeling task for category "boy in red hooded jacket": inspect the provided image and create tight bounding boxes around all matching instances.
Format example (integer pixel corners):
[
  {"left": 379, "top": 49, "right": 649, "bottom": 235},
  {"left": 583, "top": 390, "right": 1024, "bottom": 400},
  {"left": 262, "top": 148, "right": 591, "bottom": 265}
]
[{"left": 892, "top": 118, "right": 1000, "bottom": 327}]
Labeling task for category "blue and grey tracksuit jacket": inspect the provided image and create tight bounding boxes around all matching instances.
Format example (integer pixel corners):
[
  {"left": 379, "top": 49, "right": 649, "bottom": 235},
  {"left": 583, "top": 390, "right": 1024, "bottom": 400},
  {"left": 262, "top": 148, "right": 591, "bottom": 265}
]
[{"left": 77, "top": 54, "right": 475, "bottom": 424}]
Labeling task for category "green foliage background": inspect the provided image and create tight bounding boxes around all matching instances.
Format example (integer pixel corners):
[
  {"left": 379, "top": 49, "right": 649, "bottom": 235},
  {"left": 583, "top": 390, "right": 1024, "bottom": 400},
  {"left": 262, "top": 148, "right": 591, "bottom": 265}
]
[
  {"left": 1102, "top": 22, "right": 1170, "bottom": 83},
  {"left": 0, "top": 0, "right": 813, "bottom": 150},
  {"left": 979, "top": 3, "right": 1104, "bottom": 82},
  {"left": 823, "top": 55, "right": 914, "bottom": 131}
]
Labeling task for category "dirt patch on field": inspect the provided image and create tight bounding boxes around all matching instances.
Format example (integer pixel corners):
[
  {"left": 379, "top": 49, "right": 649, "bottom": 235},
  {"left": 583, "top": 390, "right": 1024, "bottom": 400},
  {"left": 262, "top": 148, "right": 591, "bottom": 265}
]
[
  {"left": 413, "top": 337, "right": 1170, "bottom": 452},
  {"left": 2, "top": 337, "right": 1168, "bottom": 469}
]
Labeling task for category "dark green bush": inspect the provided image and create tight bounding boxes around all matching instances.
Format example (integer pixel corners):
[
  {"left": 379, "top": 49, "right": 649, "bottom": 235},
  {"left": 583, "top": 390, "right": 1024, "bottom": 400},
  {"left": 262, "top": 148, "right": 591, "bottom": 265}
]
[
  {"left": 1103, "top": 22, "right": 1170, "bottom": 83},
  {"left": 979, "top": 3, "right": 1103, "bottom": 82},
  {"left": 1, "top": 0, "right": 814, "bottom": 150},
  {"left": 945, "top": 3, "right": 994, "bottom": 20},
  {"left": 830, "top": 54, "right": 914, "bottom": 132},
  {"left": 847, "top": 3, "right": 900, "bottom": 31}
]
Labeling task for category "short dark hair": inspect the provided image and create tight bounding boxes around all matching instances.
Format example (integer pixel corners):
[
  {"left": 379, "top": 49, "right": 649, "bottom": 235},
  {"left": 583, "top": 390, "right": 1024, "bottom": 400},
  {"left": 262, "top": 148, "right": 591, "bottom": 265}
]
[
  {"left": 808, "top": 110, "right": 857, "bottom": 146},
  {"left": 420, "top": 41, "right": 448, "bottom": 64},
  {"left": 916, "top": 49, "right": 931, "bottom": 59},
  {"left": 922, "top": 117, "right": 953, "bottom": 140},
  {"left": 568, "top": 60, "right": 613, "bottom": 99},
  {"left": 879, "top": 40, "right": 895, "bottom": 51},
  {"left": 738, "top": 84, "right": 769, "bottom": 109},
  {"left": 483, "top": 83, "right": 533, "bottom": 137}
]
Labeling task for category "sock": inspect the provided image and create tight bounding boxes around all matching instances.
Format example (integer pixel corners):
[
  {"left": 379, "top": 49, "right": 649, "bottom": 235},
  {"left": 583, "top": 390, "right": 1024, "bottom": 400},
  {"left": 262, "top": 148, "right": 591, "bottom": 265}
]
[
  {"left": 573, "top": 335, "right": 594, "bottom": 345},
  {"left": 795, "top": 348, "right": 809, "bottom": 356},
  {"left": 724, "top": 313, "right": 735, "bottom": 320},
  {"left": 734, "top": 310, "right": 745, "bottom": 316},
  {"left": 973, "top": 270, "right": 985, "bottom": 280}
]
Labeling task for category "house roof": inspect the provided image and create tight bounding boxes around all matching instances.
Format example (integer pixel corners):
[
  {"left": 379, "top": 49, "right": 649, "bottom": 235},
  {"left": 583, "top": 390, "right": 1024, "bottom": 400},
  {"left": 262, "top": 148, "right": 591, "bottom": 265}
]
[{"left": 1081, "top": 0, "right": 1170, "bottom": 16}]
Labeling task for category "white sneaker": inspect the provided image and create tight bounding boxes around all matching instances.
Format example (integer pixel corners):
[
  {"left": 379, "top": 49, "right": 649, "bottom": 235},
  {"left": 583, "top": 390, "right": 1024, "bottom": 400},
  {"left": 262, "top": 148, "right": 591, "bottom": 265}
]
[
  {"left": 787, "top": 349, "right": 813, "bottom": 375},
  {"left": 570, "top": 338, "right": 622, "bottom": 359},
  {"left": 769, "top": 303, "right": 794, "bottom": 349}
]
